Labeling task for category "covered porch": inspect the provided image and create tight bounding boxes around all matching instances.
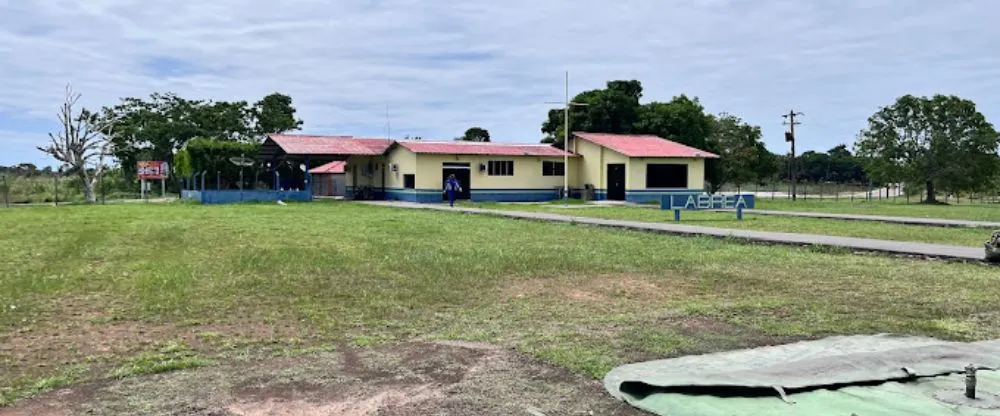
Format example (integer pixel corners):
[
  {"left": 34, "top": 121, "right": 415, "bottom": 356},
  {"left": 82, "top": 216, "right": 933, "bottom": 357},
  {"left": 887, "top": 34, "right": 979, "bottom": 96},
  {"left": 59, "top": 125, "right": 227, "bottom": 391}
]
[{"left": 259, "top": 134, "right": 394, "bottom": 199}]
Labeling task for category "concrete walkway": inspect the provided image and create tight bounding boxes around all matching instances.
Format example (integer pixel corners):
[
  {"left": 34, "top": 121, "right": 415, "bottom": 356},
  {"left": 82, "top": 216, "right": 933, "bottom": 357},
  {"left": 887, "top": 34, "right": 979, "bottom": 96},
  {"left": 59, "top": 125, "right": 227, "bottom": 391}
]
[
  {"left": 719, "top": 209, "right": 1000, "bottom": 229},
  {"left": 365, "top": 201, "right": 985, "bottom": 262}
]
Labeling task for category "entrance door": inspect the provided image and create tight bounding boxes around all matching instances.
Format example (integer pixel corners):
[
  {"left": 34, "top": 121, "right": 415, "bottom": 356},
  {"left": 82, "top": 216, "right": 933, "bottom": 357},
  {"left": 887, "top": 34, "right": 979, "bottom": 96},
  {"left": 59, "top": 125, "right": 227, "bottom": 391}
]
[
  {"left": 607, "top": 164, "right": 626, "bottom": 201},
  {"left": 442, "top": 164, "right": 471, "bottom": 201}
]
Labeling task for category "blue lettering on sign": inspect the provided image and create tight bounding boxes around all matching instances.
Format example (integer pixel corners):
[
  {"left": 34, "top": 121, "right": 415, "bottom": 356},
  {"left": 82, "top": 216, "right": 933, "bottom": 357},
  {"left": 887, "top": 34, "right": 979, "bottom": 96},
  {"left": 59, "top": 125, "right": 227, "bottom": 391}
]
[{"left": 661, "top": 193, "right": 756, "bottom": 211}]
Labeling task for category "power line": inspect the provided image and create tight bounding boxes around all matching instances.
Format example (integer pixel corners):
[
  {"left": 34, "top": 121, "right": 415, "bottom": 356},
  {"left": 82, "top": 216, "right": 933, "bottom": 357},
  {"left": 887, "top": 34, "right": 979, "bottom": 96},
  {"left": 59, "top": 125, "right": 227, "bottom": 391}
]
[{"left": 782, "top": 109, "right": 804, "bottom": 201}]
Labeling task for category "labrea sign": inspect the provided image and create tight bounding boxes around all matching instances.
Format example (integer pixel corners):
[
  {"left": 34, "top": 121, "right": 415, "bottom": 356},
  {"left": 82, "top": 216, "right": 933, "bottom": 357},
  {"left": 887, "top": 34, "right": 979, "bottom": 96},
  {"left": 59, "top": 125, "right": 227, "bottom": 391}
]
[{"left": 661, "top": 193, "right": 756, "bottom": 211}]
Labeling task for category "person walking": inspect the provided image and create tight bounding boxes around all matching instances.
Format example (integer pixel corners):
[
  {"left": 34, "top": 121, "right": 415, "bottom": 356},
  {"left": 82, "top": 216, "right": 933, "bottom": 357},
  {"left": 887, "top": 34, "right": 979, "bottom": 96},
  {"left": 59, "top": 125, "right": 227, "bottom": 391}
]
[{"left": 443, "top": 174, "right": 462, "bottom": 207}]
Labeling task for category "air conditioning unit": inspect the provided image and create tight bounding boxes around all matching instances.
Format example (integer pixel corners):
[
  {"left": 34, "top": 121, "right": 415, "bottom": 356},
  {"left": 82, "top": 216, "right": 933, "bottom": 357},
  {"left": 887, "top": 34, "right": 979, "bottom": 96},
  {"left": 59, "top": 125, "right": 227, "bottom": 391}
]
[
  {"left": 391, "top": 164, "right": 399, "bottom": 172},
  {"left": 479, "top": 163, "right": 487, "bottom": 172}
]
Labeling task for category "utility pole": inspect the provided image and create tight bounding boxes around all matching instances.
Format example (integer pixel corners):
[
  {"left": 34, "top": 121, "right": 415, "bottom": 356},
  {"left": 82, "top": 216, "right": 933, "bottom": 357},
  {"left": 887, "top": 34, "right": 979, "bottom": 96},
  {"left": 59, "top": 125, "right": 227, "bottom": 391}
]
[
  {"left": 782, "top": 110, "right": 803, "bottom": 201},
  {"left": 546, "top": 71, "right": 588, "bottom": 206}
]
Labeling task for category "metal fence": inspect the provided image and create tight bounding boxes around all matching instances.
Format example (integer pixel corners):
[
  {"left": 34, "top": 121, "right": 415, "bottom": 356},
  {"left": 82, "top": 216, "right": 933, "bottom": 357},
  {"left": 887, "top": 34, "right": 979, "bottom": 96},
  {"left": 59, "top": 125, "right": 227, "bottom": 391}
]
[
  {"left": 720, "top": 182, "right": 1000, "bottom": 204},
  {"left": 720, "top": 182, "right": 901, "bottom": 201}
]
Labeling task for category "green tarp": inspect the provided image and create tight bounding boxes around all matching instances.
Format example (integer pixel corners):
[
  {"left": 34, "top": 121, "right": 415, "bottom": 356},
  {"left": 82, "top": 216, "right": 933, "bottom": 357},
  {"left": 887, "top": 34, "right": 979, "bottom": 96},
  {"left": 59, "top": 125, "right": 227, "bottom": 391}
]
[{"left": 604, "top": 335, "right": 1000, "bottom": 415}]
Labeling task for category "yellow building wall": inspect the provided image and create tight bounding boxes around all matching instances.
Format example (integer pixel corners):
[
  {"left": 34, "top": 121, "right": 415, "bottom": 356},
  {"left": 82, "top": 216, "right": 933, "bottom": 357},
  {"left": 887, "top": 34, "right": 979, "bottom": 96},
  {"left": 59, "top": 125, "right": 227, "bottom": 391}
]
[
  {"left": 343, "top": 149, "right": 584, "bottom": 201},
  {"left": 627, "top": 157, "right": 705, "bottom": 190},
  {"left": 344, "top": 155, "right": 387, "bottom": 188},
  {"left": 409, "top": 154, "right": 578, "bottom": 190},
  {"left": 571, "top": 138, "right": 630, "bottom": 189},
  {"left": 382, "top": 146, "right": 418, "bottom": 189}
]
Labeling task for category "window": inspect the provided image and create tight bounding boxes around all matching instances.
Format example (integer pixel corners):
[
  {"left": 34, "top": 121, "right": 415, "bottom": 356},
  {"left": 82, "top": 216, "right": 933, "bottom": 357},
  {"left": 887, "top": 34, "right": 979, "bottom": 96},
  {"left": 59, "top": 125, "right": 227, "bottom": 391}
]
[
  {"left": 542, "top": 161, "right": 565, "bottom": 176},
  {"left": 488, "top": 160, "right": 514, "bottom": 176},
  {"left": 646, "top": 164, "right": 688, "bottom": 188},
  {"left": 403, "top": 174, "right": 415, "bottom": 189}
]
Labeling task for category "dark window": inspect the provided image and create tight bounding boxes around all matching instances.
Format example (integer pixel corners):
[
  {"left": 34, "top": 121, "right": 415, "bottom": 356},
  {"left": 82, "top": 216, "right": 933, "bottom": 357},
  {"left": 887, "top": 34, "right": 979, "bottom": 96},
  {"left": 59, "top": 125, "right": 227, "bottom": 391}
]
[
  {"left": 542, "top": 161, "right": 565, "bottom": 176},
  {"left": 646, "top": 164, "right": 688, "bottom": 188},
  {"left": 403, "top": 174, "right": 415, "bottom": 189},
  {"left": 488, "top": 160, "right": 514, "bottom": 176}
]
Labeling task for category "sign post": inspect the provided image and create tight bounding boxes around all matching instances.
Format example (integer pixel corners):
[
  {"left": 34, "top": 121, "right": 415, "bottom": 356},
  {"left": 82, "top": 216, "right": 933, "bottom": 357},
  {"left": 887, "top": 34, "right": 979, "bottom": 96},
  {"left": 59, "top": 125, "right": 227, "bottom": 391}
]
[
  {"left": 137, "top": 161, "right": 169, "bottom": 199},
  {"left": 661, "top": 193, "right": 756, "bottom": 221}
]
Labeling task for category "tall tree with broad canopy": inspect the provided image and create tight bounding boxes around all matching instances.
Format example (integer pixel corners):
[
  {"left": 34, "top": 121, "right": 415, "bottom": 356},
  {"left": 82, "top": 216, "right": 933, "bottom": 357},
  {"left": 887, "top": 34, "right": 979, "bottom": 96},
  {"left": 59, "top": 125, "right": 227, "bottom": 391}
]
[
  {"left": 706, "top": 113, "right": 765, "bottom": 192},
  {"left": 101, "top": 92, "right": 302, "bottom": 179},
  {"left": 540, "top": 80, "right": 771, "bottom": 191},
  {"left": 252, "top": 93, "right": 303, "bottom": 135},
  {"left": 854, "top": 94, "right": 1000, "bottom": 203},
  {"left": 541, "top": 80, "right": 642, "bottom": 147},
  {"left": 458, "top": 127, "right": 491, "bottom": 142}
]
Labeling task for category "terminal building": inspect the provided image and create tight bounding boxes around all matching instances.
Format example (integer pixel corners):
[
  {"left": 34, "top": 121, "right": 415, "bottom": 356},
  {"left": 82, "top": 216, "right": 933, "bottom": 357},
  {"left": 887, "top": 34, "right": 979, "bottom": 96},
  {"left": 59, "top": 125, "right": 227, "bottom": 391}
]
[{"left": 257, "top": 132, "right": 718, "bottom": 204}]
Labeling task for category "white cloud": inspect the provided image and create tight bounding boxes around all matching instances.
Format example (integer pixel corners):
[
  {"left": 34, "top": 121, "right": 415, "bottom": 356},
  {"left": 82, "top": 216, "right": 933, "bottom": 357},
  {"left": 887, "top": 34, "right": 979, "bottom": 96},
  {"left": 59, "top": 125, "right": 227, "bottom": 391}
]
[{"left": 2, "top": 0, "right": 1000, "bottom": 165}]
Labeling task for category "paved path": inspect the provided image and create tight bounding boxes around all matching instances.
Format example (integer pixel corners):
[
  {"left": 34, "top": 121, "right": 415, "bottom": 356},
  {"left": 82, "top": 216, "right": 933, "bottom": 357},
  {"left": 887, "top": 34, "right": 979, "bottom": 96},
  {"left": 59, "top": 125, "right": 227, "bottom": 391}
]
[
  {"left": 366, "top": 201, "right": 985, "bottom": 262},
  {"left": 718, "top": 209, "right": 1000, "bottom": 229}
]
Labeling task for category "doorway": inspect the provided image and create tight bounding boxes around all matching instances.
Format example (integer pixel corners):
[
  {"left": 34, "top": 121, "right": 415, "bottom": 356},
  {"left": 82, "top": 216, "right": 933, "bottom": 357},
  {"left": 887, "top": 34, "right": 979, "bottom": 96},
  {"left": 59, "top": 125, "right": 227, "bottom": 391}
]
[
  {"left": 607, "top": 164, "right": 626, "bottom": 201},
  {"left": 442, "top": 163, "right": 471, "bottom": 201}
]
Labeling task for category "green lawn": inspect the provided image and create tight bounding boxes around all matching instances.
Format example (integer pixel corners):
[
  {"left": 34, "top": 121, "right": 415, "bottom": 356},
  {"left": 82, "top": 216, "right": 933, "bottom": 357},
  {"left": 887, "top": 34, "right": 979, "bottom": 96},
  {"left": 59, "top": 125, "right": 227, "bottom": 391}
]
[
  {"left": 755, "top": 198, "right": 1000, "bottom": 222},
  {"left": 3, "top": 202, "right": 1000, "bottom": 404},
  {"left": 468, "top": 202, "right": 989, "bottom": 247}
]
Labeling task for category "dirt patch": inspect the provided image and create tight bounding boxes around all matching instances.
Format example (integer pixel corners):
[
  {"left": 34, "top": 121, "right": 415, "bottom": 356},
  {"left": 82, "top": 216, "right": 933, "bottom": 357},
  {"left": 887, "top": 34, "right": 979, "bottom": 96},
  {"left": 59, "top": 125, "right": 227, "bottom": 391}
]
[
  {"left": 505, "top": 273, "right": 684, "bottom": 305},
  {"left": 2, "top": 297, "right": 312, "bottom": 384},
  {"left": 670, "top": 316, "right": 739, "bottom": 334},
  {"left": 3, "top": 341, "right": 644, "bottom": 416}
]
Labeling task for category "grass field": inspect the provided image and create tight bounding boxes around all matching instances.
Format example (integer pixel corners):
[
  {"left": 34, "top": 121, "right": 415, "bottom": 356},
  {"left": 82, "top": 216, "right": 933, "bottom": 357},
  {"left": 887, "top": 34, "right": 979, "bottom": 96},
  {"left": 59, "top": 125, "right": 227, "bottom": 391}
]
[
  {"left": 755, "top": 198, "right": 1000, "bottom": 222},
  {"left": 467, "top": 202, "right": 990, "bottom": 247},
  {"left": 3, "top": 202, "right": 1000, "bottom": 405}
]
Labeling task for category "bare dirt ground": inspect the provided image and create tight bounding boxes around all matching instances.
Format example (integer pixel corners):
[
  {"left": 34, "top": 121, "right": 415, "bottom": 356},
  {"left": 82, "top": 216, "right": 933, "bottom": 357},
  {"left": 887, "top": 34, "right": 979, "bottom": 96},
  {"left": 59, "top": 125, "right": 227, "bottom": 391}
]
[{"left": 1, "top": 341, "right": 645, "bottom": 416}]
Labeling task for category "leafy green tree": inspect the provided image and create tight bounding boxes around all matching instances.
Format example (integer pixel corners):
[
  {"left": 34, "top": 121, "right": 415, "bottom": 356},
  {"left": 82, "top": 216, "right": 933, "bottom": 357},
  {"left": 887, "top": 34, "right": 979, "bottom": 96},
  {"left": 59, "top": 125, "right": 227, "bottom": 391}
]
[
  {"left": 855, "top": 94, "right": 1000, "bottom": 203},
  {"left": 634, "top": 96, "right": 715, "bottom": 151},
  {"left": 101, "top": 92, "right": 302, "bottom": 180},
  {"left": 541, "top": 80, "right": 643, "bottom": 147},
  {"left": 706, "top": 113, "right": 764, "bottom": 191},
  {"left": 752, "top": 143, "right": 778, "bottom": 184},
  {"left": 252, "top": 93, "right": 303, "bottom": 136},
  {"left": 458, "top": 127, "right": 491, "bottom": 142}
]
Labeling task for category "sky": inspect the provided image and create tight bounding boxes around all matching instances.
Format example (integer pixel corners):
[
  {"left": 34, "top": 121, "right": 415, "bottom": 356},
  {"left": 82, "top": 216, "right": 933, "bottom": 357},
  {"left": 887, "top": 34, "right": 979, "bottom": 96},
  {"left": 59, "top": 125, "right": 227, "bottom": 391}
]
[{"left": 1, "top": 0, "right": 999, "bottom": 167}]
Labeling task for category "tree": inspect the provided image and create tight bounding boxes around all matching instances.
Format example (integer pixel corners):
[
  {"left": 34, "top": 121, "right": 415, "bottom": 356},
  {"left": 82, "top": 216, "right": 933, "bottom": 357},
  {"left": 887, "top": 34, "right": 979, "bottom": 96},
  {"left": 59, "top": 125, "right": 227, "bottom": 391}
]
[
  {"left": 754, "top": 142, "right": 779, "bottom": 184},
  {"left": 101, "top": 93, "right": 206, "bottom": 178},
  {"left": 634, "top": 96, "right": 715, "bottom": 151},
  {"left": 855, "top": 94, "right": 1000, "bottom": 203},
  {"left": 37, "top": 85, "right": 114, "bottom": 202},
  {"left": 252, "top": 93, "right": 303, "bottom": 136},
  {"left": 458, "top": 127, "right": 491, "bottom": 142},
  {"left": 541, "top": 80, "right": 643, "bottom": 147},
  {"left": 102, "top": 92, "right": 302, "bottom": 180},
  {"left": 537, "top": 80, "right": 766, "bottom": 191},
  {"left": 706, "top": 113, "right": 764, "bottom": 191}
]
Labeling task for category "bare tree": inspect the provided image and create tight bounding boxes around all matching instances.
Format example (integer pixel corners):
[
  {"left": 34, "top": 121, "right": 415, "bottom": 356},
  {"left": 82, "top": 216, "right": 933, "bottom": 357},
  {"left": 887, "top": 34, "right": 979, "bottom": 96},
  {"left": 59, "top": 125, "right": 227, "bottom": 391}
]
[{"left": 38, "top": 85, "right": 114, "bottom": 202}]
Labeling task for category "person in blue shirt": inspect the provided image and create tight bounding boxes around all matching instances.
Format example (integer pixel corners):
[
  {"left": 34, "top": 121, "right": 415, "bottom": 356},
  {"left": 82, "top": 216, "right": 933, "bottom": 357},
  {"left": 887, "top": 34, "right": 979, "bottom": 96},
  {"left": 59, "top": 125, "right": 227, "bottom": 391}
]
[{"left": 443, "top": 174, "right": 462, "bottom": 207}]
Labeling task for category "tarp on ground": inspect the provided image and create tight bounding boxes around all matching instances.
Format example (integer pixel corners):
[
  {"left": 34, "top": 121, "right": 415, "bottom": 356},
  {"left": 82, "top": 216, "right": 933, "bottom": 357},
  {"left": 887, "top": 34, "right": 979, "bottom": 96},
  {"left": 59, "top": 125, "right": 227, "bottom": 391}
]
[{"left": 604, "top": 334, "right": 1000, "bottom": 416}]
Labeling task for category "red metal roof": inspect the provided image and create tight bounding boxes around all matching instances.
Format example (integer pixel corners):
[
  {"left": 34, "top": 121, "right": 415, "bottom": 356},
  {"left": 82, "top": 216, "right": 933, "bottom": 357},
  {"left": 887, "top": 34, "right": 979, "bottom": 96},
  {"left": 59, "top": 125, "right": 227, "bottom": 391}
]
[
  {"left": 308, "top": 161, "right": 346, "bottom": 174},
  {"left": 573, "top": 132, "right": 719, "bottom": 158},
  {"left": 396, "top": 141, "right": 576, "bottom": 157},
  {"left": 266, "top": 134, "right": 393, "bottom": 155}
]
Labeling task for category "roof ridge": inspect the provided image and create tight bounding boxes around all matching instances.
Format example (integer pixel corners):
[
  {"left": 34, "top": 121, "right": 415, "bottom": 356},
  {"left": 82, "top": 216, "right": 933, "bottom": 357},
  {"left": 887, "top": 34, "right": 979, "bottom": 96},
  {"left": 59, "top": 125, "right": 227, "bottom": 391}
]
[{"left": 399, "top": 140, "right": 551, "bottom": 146}]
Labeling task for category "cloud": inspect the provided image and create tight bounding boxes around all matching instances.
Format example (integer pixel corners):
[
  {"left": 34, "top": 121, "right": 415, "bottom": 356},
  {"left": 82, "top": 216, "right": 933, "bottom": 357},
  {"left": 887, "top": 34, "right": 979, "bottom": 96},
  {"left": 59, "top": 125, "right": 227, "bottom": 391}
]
[{"left": 1, "top": 0, "right": 1000, "bottom": 165}]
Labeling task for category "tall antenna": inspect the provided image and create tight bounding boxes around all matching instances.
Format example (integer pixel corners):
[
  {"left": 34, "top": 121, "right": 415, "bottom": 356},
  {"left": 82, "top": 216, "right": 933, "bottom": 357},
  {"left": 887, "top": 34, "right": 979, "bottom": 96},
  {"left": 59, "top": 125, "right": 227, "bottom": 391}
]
[
  {"left": 385, "top": 103, "right": 391, "bottom": 141},
  {"left": 545, "top": 71, "right": 588, "bottom": 206}
]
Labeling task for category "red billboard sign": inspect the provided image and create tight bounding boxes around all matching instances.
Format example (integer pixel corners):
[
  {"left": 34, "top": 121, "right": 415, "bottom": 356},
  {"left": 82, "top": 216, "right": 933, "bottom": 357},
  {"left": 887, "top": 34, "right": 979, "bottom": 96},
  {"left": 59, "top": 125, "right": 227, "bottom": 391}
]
[{"left": 137, "top": 161, "right": 169, "bottom": 180}]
